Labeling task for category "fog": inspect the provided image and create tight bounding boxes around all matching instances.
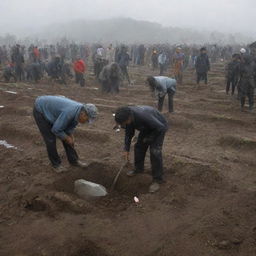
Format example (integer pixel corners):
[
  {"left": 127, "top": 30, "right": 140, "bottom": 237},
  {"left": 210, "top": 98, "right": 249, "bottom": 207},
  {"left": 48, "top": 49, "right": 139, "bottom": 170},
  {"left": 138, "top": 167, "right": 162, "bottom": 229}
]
[{"left": 0, "top": 0, "right": 255, "bottom": 42}]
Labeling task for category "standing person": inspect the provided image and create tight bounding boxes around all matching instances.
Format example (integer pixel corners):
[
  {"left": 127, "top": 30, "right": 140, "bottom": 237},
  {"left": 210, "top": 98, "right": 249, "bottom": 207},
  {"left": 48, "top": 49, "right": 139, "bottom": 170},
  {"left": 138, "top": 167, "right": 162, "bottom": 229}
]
[
  {"left": 117, "top": 45, "right": 131, "bottom": 85},
  {"left": 73, "top": 56, "right": 86, "bottom": 87},
  {"left": 158, "top": 51, "right": 167, "bottom": 75},
  {"left": 151, "top": 49, "right": 158, "bottom": 71},
  {"left": 114, "top": 106, "right": 168, "bottom": 193},
  {"left": 173, "top": 47, "right": 185, "bottom": 84},
  {"left": 195, "top": 47, "right": 210, "bottom": 86},
  {"left": 33, "top": 96, "right": 98, "bottom": 172},
  {"left": 106, "top": 44, "right": 115, "bottom": 64},
  {"left": 146, "top": 76, "right": 177, "bottom": 113},
  {"left": 239, "top": 55, "right": 255, "bottom": 112},
  {"left": 226, "top": 54, "right": 240, "bottom": 95},
  {"left": 11, "top": 44, "right": 25, "bottom": 82}
]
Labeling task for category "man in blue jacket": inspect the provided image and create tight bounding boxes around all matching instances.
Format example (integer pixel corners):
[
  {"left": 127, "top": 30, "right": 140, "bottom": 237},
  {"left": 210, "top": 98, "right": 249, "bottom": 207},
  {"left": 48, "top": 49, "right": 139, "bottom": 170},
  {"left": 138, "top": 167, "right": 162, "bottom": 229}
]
[
  {"left": 33, "top": 96, "right": 98, "bottom": 172},
  {"left": 114, "top": 106, "right": 168, "bottom": 193},
  {"left": 147, "top": 76, "right": 177, "bottom": 113}
]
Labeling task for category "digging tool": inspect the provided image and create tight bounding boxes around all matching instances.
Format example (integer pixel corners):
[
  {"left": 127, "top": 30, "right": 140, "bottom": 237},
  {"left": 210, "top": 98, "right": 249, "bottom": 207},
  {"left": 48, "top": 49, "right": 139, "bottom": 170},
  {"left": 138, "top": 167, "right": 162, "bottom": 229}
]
[{"left": 110, "top": 161, "right": 129, "bottom": 192}]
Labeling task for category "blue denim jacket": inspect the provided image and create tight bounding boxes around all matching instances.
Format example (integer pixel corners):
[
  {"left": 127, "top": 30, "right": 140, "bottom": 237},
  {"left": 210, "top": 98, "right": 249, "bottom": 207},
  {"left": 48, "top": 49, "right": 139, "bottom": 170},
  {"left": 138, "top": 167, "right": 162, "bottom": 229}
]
[{"left": 35, "top": 95, "right": 84, "bottom": 139}]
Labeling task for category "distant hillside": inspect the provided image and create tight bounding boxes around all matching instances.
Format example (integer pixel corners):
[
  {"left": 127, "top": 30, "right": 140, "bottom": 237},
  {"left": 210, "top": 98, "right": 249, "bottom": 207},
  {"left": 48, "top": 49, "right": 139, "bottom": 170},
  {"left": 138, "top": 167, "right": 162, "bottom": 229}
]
[
  {"left": 36, "top": 18, "right": 252, "bottom": 45},
  {"left": 0, "top": 18, "right": 253, "bottom": 45}
]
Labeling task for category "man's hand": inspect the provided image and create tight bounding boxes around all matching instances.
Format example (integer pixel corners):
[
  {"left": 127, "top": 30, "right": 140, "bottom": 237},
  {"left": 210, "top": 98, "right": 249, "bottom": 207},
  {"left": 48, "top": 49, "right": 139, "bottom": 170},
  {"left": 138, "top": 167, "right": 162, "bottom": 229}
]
[
  {"left": 64, "top": 136, "right": 74, "bottom": 147},
  {"left": 123, "top": 151, "right": 130, "bottom": 162}
]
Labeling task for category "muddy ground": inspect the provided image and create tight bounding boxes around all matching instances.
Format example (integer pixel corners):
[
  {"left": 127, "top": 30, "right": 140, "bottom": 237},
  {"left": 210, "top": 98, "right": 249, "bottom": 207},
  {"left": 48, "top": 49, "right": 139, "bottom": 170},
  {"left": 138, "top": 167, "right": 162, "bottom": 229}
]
[{"left": 1, "top": 63, "right": 256, "bottom": 256}]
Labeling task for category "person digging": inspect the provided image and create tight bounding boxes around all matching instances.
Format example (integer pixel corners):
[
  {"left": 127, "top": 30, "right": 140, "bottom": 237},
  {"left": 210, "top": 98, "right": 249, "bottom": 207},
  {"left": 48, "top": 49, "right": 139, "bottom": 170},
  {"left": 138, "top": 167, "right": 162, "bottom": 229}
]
[
  {"left": 33, "top": 95, "right": 98, "bottom": 173},
  {"left": 114, "top": 105, "right": 168, "bottom": 193}
]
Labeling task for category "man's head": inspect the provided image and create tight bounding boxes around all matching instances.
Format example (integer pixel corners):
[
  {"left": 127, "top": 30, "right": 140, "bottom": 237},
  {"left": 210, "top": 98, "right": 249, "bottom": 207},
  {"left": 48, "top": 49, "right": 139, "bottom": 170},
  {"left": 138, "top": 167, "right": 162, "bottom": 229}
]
[
  {"left": 79, "top": 104, "right": 98, "bottom": 124},
  {"left": 200, "top": 47, "right": 207, "bottom": 54},
  {"left": 146, "top": 76, "right": 156, "bottom": 92},
  {"left": 115, "top": 106, "right": 133, "bottom": 128},
  {"left": 176, "top": 47, "right": 181, "bottom": 53}
]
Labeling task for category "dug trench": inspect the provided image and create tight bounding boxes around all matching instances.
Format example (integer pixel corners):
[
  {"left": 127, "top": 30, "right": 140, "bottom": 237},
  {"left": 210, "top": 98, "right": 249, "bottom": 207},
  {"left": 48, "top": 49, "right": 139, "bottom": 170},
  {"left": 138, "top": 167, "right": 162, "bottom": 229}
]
[
  {"left": 23, "top": 161, "right": 152, "bottom": 217},
  {"left": 23, "top": 158, "right": 226, "bottom": 219}
]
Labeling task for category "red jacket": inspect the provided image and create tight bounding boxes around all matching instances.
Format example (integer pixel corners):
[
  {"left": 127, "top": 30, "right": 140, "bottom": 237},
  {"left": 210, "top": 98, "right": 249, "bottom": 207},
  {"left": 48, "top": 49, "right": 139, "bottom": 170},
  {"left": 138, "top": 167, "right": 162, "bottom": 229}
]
[
  {"left": 73, "top": 59, "right": 86, "bottom": 73},
  {"left": 33, "top": 48, "right": 40, "bottom": 58}
]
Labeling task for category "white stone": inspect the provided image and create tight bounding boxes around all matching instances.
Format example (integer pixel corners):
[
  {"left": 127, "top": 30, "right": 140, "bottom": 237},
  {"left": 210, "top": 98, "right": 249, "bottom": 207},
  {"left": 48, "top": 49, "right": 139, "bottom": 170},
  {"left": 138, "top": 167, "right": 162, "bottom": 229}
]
[
  {"left": 74, "top": 179, "right": 107, "bottom": 198},
  {"left": 134, "top": 196, "right": 139, "bottom": 203}
]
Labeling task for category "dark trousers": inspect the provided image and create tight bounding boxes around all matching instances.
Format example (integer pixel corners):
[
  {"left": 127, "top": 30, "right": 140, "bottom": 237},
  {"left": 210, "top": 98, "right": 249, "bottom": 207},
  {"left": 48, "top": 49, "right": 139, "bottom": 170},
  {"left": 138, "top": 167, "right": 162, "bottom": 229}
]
[
  {"left": 240, "top": 79, "right": 254, "bottom": 109},
  {"left": 197, "top": 72, "right": 207, "bottom": 84},
  {"left": 158, "top": 90, "right": 175, "bottom": 113},
  {"left": 159, "top": 64, "right": 165, "bottom": 75},
  {"left": 134, "top": 131, "right": 165, "bottom": 182},
  {"left": 15, "top": 65, "right": 24, "bottom": 81},
  {"left": 33, "top": 108, "right": 78, "bottom": 167},
  {"left": 75, "top": 72, "right": 85, "bottom": 87},
  {"left": 120, "top": 66, "right": 131, "bottom": 84},
  {"left": 226, "top": 76, "right": 237, "bottom": 95}
]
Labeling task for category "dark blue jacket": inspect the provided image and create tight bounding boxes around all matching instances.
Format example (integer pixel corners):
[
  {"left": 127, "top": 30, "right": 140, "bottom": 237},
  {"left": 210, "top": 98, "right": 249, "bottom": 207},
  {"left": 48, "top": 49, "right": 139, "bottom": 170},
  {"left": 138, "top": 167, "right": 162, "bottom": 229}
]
[{"left": 124, "top": 106, "right": 168, "bottom": 151}]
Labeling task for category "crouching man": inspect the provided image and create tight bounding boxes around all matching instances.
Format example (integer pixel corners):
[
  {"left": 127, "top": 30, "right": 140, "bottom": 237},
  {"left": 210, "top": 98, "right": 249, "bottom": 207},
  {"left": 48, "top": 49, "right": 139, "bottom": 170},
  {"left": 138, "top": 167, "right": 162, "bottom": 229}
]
[
  {"left": 33, "top": 95, "right": 98, "bottom": 173},
  {"left": 114, "top": 106, "right": 168, "bottom": 193}
]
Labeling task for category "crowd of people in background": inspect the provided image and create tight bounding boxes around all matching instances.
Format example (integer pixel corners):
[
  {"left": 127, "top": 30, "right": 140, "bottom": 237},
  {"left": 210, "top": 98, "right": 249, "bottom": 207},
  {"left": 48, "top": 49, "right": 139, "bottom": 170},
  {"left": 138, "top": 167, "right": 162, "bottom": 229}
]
[{"left": 1, "top": 41, "right": 256, "bottom": 111}]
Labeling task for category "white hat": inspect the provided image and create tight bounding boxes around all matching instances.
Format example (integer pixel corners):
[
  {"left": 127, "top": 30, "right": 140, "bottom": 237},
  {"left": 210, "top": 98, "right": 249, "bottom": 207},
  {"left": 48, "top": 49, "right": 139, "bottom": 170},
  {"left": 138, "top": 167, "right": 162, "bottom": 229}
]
[{"left": 240, "top": 48, "right": 246, "bottom": 54}]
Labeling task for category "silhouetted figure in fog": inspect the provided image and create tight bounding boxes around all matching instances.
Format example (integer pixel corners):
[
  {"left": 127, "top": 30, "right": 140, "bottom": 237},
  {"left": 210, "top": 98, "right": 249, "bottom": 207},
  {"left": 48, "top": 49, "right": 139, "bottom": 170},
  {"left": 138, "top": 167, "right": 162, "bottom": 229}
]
[
  {"left": 11, "top": 44, "right": 25, "bottom": 82},
  {"left": 239, "top": 55, "right": 255, "bottom": 112},
  {"left": 226, "top": 54, "right": 240, "bottom": 95},
  {"left": 195, "top": 47, "right": 210, "bottom": 85},
  {"left": 99, "top": 62, "right": 122, "bottom": 93},
  {"left": 158, "top": 51, "right": 167, "bottom": 75},
  {"left": 117, "top": 46, "right": 131, "bottom": 85}
]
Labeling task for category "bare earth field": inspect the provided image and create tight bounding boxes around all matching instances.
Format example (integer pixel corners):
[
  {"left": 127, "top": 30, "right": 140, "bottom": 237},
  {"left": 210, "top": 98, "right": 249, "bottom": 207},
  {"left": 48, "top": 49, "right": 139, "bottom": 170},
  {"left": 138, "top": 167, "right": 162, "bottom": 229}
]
[{"left": 1, "top": 63, "right": 256, "bottom": 256}]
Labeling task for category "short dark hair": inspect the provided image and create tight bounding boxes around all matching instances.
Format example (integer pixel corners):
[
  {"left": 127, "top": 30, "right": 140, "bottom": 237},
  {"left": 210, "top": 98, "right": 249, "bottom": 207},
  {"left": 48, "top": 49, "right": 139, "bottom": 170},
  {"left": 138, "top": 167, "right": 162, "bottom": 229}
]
[
  {"left": 200, "top": 47, "right": 206, "bottom": 52},
  {"left": 146, "top": 76, "right": 156, "bottom": 92},
  {"left": 115, "top": 107, "right": 132, "bottom": 124}
]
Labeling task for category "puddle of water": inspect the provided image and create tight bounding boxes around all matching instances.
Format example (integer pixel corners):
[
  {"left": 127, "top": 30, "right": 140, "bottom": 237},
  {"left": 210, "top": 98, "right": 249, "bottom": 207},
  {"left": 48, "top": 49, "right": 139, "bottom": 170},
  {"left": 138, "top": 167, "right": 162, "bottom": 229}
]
[{"left": 0, "top": 140, "right": 17, "bottom": 149}]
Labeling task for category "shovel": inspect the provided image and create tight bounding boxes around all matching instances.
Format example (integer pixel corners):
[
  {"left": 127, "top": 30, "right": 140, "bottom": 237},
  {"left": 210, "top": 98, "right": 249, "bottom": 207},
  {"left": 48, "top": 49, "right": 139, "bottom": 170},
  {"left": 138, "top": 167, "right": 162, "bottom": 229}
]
[{"left": 110, "top": 161, "right": 129, "bottom": 192}]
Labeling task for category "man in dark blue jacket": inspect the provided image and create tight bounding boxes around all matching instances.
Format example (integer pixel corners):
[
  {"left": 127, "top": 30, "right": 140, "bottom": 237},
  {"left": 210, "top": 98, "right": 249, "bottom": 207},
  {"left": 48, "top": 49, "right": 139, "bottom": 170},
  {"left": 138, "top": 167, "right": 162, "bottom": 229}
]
[
  {"left": 115, "top": 106, "right": 168, "bottom": 193},
  {"left": 195, "top": 47, "right": 210, "bottom": 85},
  {"left": 33, "top": 96, "right": 98, "bottom": 172}
]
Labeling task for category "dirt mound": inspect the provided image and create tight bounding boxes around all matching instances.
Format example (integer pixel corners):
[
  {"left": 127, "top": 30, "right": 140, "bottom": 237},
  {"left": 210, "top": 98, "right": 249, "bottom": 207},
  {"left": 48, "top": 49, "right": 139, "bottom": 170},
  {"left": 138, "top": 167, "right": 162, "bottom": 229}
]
[
  {"left": 0, "top": 122, "right": 39, "bottom": 142},
  {"left": 0, "top": 106, "right": 32, "bottom": 116},
  {"left": 172, "top": 160, "right": 223, "bottom": 190},
  {"left": 219, "top": 136, "right": 256, "bottom": 150},
  {"left": 183, "top": 112, "right": 247, "bottom": 126}
]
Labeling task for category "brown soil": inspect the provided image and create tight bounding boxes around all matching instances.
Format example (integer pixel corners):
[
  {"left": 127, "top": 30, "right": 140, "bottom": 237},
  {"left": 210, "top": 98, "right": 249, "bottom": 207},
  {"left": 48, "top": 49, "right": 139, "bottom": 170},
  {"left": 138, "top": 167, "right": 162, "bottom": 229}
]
[{"left": 1, "top": 64, "right": 256, "bottom": 256}]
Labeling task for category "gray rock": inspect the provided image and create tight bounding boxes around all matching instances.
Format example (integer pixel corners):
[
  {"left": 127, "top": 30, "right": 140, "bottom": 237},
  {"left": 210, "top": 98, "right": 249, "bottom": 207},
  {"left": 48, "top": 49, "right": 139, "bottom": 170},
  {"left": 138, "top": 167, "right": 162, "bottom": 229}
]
[{"left": 74, "top": 179, "right": 108, "bottom": 198}]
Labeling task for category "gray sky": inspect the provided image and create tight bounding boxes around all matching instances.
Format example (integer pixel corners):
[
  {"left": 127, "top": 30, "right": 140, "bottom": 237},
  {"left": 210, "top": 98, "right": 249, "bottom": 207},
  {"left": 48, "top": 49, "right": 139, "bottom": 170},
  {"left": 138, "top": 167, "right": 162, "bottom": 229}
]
[{"left": 0, "top": 0, "right": 255, "bottom": 35}]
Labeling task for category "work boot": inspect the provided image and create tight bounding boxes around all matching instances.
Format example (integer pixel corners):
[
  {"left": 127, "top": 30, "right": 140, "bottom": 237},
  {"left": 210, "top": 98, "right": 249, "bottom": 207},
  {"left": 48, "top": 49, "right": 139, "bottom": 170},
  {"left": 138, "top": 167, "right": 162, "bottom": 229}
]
[
  {"left": 126, "top": 170, "right": 143, "bottom": 177},
  {"left": 53, "top": 166, "right": 68, "bottom": 173},
  {"left": 149, "top": 182, "right": 160, "bottom": 193},
  {"left": 72, "top": 160, "right": 89, "bottom": 168}
]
